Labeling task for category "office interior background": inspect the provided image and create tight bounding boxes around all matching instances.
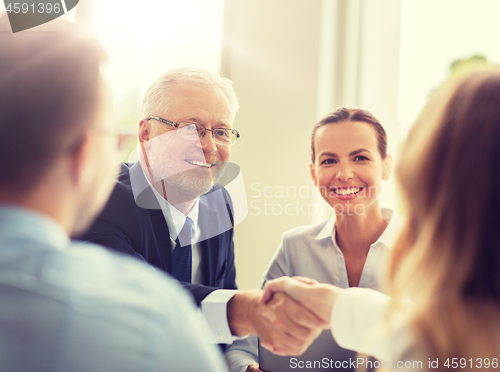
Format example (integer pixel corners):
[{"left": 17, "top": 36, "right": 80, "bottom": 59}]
[{"left": 3, "top": 0, "right": 499, "bottom": 289}]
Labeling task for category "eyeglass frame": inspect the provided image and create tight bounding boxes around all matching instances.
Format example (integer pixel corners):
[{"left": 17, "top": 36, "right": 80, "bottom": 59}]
[{"left": 147, "top": 116, "right": 240, "bottom": 145}]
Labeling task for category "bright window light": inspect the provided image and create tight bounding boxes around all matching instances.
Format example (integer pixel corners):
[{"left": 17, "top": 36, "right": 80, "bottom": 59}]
[
  {"left": 398, "top": 0, "right": 500, "bottom": 140},
  {"left": 91, "top": 0, "right": 225, "bottom": 126}
]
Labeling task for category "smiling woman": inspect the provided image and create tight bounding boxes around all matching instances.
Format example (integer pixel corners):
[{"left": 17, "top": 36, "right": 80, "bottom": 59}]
[
  {"left": 226, "top": 107, "right": 402, "bottom": 372},
  {"left": 310, "top": 108, "right": 392, "bottom": 218},
  {"left": 308, "top": 107, "right": 395, "bottom": 287}
]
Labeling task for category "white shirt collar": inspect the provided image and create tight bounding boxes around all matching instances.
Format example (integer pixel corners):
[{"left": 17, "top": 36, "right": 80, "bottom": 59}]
[
  {"left": 315, "top": 216, "right": 336, "bottom": 241},
  {"left": 164, "top": 198, "right": 199, "bottom": 241},
  {"left": 315, "top": 208, "right": 400, "bottom": 250},
  {"left": 377, "top": 208, "right": 402, "bottom": 249},
  {"left": 141, "top": 168, "right": 199, "bottom": 241}
]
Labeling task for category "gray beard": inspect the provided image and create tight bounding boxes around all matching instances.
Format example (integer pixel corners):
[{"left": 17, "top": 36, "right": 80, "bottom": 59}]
[{"left": 150, "top": 162, "right": 227, "bottom": 202}]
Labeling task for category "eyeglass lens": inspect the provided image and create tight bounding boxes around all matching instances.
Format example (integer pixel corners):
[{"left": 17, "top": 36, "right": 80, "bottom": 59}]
[{"left": 177, "top": 123, "right": 236, "bottom": 144}]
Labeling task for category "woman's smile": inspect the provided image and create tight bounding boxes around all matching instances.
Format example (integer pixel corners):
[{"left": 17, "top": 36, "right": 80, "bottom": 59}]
[{"left": 331, "top": 186, "right": 364, "bottom": 200}]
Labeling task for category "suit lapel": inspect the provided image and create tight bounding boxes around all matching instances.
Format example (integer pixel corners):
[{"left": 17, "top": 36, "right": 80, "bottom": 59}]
[
  {"left": 198, "top": 196, "right": 220, "bottom": 287},
  {"left": 128, "top": 162, "right": 174, "bottom": 273},
  {"left": 149, "top": 208, "right": 173, "bottom": 273}
]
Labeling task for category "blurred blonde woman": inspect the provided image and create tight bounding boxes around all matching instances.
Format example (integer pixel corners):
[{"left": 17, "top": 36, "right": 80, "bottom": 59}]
[{"left": 263, "top": 70, "right": 500, "bottom": 371}]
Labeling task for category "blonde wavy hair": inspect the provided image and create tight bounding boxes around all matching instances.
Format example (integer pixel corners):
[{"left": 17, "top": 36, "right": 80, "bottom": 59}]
[{"left": 387, "top": 69, "right": 500, "bottom": 370}]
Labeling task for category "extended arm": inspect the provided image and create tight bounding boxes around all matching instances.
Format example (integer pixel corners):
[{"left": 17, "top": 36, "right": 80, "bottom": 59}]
[{"left": 262, "top": 277, "right": 393, "bottom": 360}]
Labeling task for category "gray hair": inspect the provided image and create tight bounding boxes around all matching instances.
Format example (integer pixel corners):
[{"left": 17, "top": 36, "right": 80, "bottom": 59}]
[{"left": 140, "top": 67, "right": 239, "bottom": 121}]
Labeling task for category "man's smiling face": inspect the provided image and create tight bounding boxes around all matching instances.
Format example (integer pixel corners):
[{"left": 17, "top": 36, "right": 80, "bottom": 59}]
[{"left": 139, "top": 83, "right": 233, "bottom": 201}]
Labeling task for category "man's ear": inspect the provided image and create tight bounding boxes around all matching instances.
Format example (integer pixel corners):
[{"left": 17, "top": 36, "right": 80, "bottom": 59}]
[
  {"left": 382, "top": 154, "right": 393, "bottom": 181},
  {"left": 310, "top": 163, "right": 318, "bottom": 186},
  {"left": 69, "top": 133, "right": 93, "bottom": 188},
  {"left": 138, "top": 119, "right": 151, "bottom": 145}
]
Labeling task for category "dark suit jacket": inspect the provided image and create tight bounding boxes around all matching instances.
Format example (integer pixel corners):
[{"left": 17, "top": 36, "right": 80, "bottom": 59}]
[{"left": 81, "top": 162, "right": 237, "bottom": 306}]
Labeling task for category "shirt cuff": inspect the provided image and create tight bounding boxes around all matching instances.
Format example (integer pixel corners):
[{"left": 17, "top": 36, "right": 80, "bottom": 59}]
[
  {"left": 331, "top": 287, "right": 390, "bottom": 360},
  {"left": 201, "top": 289, "right": 238, "bottom": 344}
]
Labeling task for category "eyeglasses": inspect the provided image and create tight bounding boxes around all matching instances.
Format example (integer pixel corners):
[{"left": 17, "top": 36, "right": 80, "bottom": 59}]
[{"left": 147, "top": 116, "right": 240, "bottom": 145}]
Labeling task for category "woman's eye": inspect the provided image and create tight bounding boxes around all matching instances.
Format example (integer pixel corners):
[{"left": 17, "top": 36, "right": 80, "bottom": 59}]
[
  {"left": 321, "top": 158, "right": 336, "bottom": 165},
  {"left": 354, "top": 155, "right": 369, "bottom": 161}
]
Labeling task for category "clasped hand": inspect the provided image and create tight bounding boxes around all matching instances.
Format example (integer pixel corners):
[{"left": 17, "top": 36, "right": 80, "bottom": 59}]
[
  {"left": 228, "top": 276, "right": 342, "bottom": 360},
  {"left": 261, "top": 276, "right": 342, "bottom": 326}
]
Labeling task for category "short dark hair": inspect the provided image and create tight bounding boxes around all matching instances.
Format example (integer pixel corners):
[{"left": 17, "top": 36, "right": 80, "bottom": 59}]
[
  {"left": 311, "top": 107, "right": 387, "bottom": 163},
  {"left": 0, "top": 16, "right": 106, "bottom": 194}
]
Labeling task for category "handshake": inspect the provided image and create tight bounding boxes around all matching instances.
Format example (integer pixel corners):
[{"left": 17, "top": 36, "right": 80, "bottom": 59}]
[{"left": 228, "top": 276, "right": 343, "bottom": 356}]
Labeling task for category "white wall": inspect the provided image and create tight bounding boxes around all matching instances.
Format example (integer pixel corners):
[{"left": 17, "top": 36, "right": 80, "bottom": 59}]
[
  {"left": 222, "top": 0, "right": 402, "bottom": 289},
  {"left": 222, "top": 0, "right": 323, "bottom": 289}
]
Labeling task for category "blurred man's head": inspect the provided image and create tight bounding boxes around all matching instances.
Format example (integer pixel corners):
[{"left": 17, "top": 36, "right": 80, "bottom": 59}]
[
  {"left": 0, "top": 15, "right": 117, "bottom": 235},
  {"left": 137, "top": 68, "right": 239, "bottom": 204}
]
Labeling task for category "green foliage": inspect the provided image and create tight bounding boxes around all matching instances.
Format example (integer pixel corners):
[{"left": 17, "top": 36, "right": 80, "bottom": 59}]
[
  {"left": 429, "top": 54, "right": 500, "bottom": 99},
  {"left": 449, "top": 54, "right": 490, "bottom": 79}
]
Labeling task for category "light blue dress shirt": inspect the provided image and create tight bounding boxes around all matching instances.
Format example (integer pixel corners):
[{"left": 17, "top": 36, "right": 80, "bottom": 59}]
[{"left": 0, "top": 204, "right": 228, "bottom": 372}]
